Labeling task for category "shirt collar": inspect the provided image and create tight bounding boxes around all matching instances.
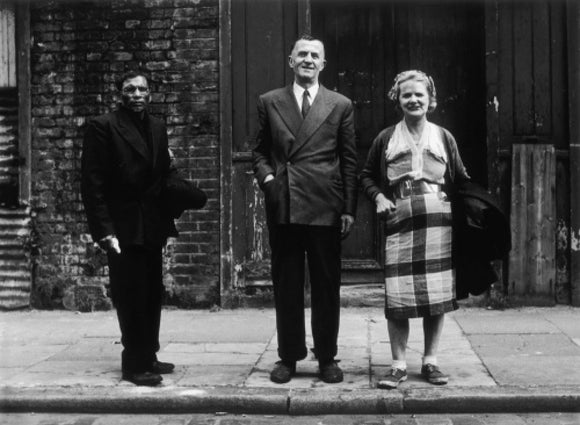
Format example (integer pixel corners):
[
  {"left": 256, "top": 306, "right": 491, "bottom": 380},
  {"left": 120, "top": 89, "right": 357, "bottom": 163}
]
[{"left": 293, "top": 82, "right": 319, "bottom": 101}]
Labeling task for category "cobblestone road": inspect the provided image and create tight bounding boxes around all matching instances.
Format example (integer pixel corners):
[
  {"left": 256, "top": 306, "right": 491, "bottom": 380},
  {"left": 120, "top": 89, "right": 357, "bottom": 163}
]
[{"left": 1, "top": 413, "right": 579, "bottom": 425}]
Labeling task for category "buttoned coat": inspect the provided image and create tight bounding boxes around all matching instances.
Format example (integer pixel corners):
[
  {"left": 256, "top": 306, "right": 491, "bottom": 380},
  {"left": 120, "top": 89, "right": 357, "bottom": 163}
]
[
  {"left": 253, "top": 85, "right": 358, "bottom": 226},
  {"left": 81, "top": 107, "right": 177, "bottom": 248}
]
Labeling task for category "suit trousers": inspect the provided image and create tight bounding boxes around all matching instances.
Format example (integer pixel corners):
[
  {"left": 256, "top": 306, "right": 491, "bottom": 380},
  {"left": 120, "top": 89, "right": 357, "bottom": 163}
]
[
  {"left": 107, "top": 245, "right": 164, "bottom": 373},
  {"left": 268, "top": 224, "right": 341, "bottom": 363}
]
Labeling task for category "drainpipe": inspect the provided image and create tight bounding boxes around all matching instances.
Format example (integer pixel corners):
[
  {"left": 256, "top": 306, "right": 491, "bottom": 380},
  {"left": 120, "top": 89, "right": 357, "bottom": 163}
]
[{"left": 568, "top": 0, "right": 580, "bottom": 306}]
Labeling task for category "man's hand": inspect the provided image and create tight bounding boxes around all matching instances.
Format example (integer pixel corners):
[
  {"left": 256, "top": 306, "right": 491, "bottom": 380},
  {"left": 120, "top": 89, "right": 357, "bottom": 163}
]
[
  {"left": 263, "top": 174, "right": 274, "bottom": 184},
  {"left": 98, "top": 235, "right": 121, "bottom": 254},
  {"left": 340, "top": 214, "right": 355, "bottom": 239},
  {"left": 375, "top": 193, "right": 396, "bottom": 219}
]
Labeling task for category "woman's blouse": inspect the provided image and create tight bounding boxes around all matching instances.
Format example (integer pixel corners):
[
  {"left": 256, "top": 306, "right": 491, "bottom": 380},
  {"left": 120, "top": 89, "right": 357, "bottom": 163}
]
[{"left": 385, "top": 120, "right": 447, "bottom": 186}]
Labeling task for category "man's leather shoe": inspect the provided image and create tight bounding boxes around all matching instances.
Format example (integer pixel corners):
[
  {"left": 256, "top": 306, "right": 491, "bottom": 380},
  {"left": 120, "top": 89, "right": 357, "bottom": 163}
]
[
  {"left": 149, "top": 360, "right": 175, "bottom": 374},
  {"left": 270, "top": 361, "right": 296, "bottom": 384},
  {"left": 319, "top": 360, "right": 343, "bottom": 383},
  {"left": 122, "top": 371, "right": 163, "bottom": 386}
]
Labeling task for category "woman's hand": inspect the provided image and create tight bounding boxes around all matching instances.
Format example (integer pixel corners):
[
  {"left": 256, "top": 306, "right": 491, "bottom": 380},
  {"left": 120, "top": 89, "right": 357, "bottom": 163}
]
[{"left": 375, "top": 193, "right": 396, "bottom": 218}]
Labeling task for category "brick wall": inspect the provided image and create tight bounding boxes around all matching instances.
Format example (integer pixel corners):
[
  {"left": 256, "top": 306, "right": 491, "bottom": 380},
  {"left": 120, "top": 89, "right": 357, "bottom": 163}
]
[{"left": 28, "top": 0, "right": 220, "bottom": 310}]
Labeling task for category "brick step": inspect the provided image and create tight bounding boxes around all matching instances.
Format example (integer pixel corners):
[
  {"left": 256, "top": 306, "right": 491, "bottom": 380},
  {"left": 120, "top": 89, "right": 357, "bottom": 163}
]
[
  {"left": 0, "top": 239, "right": 22, "bottom": 247},
  {"left": 0, "top": 269, "right": 29, "bottom": 279},
  {"left": 0, "top": 279, "right": 30, "bottom": 291},
  {"left": 0, "top": 219, "right": 30, "bottom": 229},
  {"left": 0, "top": 228, "right": 29, "bottom": 239},
  {"left": 0, "top": 207, "right": 29, "bottom": 217},
  {"left": 0, "top": 292, "right": 30, "bottom": 310},
  {"left": 0, "top": 250, "right": 27, "bottom": 261},
  {"left": 0, "top": 212, "right": 30, "bottom": 222},
  {"left": 0, "top": 258, "right": 28, "bottom": 268},
  {"left": 0, "top": 242, "right": 26, "bottom": 251}
]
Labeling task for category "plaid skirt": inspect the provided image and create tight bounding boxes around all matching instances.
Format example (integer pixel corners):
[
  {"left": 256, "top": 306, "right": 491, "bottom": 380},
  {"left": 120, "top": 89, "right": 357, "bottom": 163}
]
[{"left": 384, "top": 192, "right": 457, "bottom": 319}]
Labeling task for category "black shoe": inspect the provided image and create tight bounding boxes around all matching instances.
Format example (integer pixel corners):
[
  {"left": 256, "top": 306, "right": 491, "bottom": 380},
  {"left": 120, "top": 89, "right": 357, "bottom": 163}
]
[
  {"left": 122, "top": 371, "right": 163, "bottom": 386},
  {"left": 149, "top": 360, "right": 175, "bottom": 374},
  {"left": 421, "top": 363, "right": 449, "bottom": 385},
  {"left": 270, "top": 361, "right": 296, "bottom": 384},
  {"left": 319, "top": 360, "right": 343, "bottom": 383}
]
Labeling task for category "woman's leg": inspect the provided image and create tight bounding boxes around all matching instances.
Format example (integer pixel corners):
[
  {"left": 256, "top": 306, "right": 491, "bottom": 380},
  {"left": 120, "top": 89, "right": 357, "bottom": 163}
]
[
  {"left": 423, "top": 313, "right": 445, "bottom": 359},
  {"left": 422, "top": 313, "right": 449, "bottom": 385},
  {"left": 378, "top": 318, "right": 410, "bottom": 389},
  {"left": 388, "top": 318, "right": 410, "bottom": 362}
]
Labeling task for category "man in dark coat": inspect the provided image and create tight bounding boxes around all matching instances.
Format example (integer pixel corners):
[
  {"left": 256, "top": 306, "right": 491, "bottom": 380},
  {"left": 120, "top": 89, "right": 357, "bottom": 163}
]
[
  {"left": 81, "top": 71, "right": 204, "bottom": 386},
  {"left": 253, "top": 35, "right": 358, "bottom": 384}
]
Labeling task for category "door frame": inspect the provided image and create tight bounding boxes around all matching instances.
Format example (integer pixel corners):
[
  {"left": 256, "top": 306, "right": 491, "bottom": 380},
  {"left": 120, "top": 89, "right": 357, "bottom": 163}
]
[
  {"left": 218, "top": 0, "right": 494, "bottom": 301},
  {"left": 218, "top": 0, "right": 233, "bottom": 298}
]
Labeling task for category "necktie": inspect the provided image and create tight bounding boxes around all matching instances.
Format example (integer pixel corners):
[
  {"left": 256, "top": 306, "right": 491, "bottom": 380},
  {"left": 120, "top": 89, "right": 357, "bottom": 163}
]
[{"left": 302, "top": 90, "right": 310, "bottom": 119}]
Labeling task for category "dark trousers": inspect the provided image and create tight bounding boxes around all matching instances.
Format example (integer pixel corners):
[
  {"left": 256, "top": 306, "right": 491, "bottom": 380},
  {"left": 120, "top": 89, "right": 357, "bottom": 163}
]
[
  {"left": 268, "top": 224, "right": 342, "bottom": 363},
  {"left": 107, "top": 245, "right": 164, "bottom": 373}
]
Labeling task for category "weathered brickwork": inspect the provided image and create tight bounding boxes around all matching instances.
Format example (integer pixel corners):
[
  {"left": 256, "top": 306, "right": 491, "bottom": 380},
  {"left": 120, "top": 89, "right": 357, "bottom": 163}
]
[{"left": 28, "top": 0, "right": 220, "bottom": 310}]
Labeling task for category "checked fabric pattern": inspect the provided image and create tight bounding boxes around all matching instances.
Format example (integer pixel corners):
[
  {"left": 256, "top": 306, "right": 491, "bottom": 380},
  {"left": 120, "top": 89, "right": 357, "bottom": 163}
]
[{"left": 383, "top": 192, "right": 458, "bottom": 319}]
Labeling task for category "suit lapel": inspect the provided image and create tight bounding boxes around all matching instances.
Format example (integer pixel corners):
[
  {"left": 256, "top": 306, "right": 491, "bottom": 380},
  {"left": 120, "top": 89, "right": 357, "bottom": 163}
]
[
  {"left": 289, "top": 85, "right": 335, "bottom": 157},
  {"left": 116, "top": 108, "right": 151, "bottom": 160},
  {"left": 272, "top": 85, "right": 302, "bottom": 138}
]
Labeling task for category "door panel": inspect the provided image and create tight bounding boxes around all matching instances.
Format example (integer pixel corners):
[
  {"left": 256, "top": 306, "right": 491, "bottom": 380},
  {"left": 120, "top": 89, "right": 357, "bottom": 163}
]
[{"left": 230, "top": 0, "right": 300, "bottom": 288}]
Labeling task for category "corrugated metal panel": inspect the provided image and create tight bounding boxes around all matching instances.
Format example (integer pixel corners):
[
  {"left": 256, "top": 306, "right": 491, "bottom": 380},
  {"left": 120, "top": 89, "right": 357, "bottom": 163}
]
[
  {"left": 0, "top": 207, "right": 30, "bottom": 310},
  {"left": 0, "top": 88, "right": 19, "bottom": 206},
  {"left": 0, "top": 3, "right": 17, "bottom": 88}
]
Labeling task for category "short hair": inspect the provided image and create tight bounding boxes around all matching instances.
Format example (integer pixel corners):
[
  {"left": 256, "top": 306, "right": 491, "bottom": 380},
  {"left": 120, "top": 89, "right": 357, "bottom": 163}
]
[
  {"left": 116, "top": 71, "right": 149, "bottom": 91},
  {"left": 290, "top": 34, "right": 324, "bottom": 55},
  {"left": 387, "top": 70, "right": 437, "bottom": 113}
]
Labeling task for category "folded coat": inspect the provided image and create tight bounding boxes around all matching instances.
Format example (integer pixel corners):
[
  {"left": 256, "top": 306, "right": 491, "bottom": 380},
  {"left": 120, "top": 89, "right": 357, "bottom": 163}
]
[{"left": 452, "top": 181, "right": 511, "bottom": 299}]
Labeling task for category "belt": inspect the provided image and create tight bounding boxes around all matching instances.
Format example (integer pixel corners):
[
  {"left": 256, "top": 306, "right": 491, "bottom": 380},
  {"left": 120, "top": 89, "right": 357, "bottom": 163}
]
[{"left": 391, "top": 180, "right": 442, "bottom": 199}]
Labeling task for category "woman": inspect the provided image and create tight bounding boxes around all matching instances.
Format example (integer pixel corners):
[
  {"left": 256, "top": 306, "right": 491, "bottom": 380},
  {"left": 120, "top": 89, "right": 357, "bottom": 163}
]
[{"left": 360, "top": 70, "right": 470, "bottom": 389}]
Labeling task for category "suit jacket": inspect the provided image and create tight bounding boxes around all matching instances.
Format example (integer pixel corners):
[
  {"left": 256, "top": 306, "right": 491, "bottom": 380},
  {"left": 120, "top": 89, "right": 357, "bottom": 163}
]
[
  {"left": 252, "top": 84, "right": 358, "bottom": 226},
  {"left": 81, "top": 106, "right": 177, "bottom": 248}
]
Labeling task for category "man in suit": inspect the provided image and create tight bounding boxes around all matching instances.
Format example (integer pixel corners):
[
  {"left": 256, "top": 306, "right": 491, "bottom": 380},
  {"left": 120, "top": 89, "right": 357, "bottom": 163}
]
[
  {"left": 81, "top": 71, "right": 183, "bottom": 386},
  {"left": 253, "top": 35, "right": 357, "bottom": 384}
]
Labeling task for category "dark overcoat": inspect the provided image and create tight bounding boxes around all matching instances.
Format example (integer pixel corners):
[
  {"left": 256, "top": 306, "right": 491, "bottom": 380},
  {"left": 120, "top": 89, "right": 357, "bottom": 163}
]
[
  {"left": 452, "top": 181, "right": 511, "bottom": 299},
  {"left": 81, "top": 107, "right": 177, "bottom": 247}
]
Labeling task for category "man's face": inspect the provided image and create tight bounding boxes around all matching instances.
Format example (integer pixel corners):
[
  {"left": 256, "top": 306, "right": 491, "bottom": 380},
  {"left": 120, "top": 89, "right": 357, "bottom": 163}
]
[
  {"left": 120, "top": 76, "right": 150, "bottom": 113},
  {"left": 289, "top": 39, "right": 326, "bottom": 85}
]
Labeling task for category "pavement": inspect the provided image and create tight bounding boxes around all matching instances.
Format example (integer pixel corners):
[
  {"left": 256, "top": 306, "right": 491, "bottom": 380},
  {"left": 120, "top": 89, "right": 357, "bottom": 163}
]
[{"left": 1, "top": 304, "right": 579, "bottom": 415}]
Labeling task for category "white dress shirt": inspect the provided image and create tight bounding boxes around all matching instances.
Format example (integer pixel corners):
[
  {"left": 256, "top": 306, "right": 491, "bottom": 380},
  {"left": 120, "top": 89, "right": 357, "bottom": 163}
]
[{"left": 293, "top": 82, "right": 319, "bottom": 113}]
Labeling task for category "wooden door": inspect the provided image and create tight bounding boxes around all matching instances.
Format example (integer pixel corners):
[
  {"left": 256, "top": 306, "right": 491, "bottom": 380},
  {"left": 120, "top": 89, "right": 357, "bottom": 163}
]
[
  {"left": 311, "top": 0, "right": 487, "bottom": 284},
  {"left": 485, "top": 1, "right": 569, "bottom": 303}
]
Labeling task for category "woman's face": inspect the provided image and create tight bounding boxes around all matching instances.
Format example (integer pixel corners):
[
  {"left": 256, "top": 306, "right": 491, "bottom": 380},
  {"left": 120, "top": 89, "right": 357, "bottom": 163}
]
[{"left": 398, "top": 79, "right": 430, "bottom": 120}]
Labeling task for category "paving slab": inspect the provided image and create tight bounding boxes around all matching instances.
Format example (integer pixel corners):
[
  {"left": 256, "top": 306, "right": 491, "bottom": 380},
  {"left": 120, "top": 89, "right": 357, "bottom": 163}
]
[
  {"left": 171, "top": 365, "right": 252, "bottom": 386},
  {"left": 453, "top": 311, "right": 561, "bottom": 335},
  {"left": 467, "top": 334, "right": 580, "bottom": 357},
  {"left": 541, "top": 311, "right": 580, "bottom": 338},
  {"left": 483, "top": 356, "right": 580, "bottom": 386},
  {"left": 0, "top": 344, "right": 67, "bottom": 367}
]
